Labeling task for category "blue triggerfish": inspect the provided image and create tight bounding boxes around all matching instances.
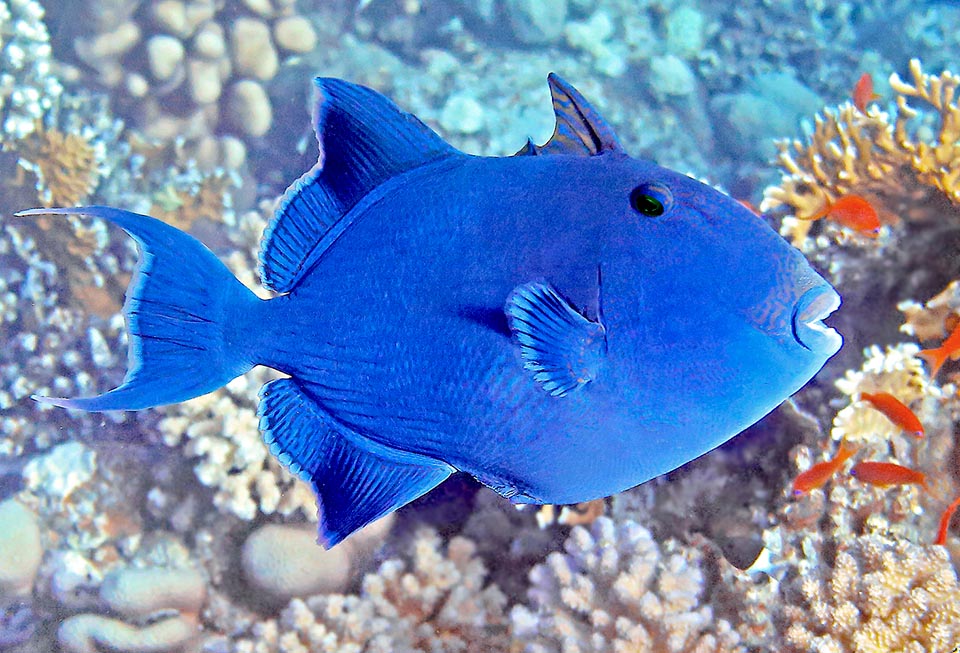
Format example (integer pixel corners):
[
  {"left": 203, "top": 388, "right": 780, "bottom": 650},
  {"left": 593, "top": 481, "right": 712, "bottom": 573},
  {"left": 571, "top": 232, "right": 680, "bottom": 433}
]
[{"left": 21, "top": 75, "right": 842, "bottom": 547}]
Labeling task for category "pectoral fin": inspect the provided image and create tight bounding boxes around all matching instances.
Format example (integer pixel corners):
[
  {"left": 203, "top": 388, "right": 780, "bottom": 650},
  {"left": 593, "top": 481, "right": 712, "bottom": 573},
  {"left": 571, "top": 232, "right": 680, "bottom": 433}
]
[{"left": 504, "top": 281, "right": 607, "bottom": 397}]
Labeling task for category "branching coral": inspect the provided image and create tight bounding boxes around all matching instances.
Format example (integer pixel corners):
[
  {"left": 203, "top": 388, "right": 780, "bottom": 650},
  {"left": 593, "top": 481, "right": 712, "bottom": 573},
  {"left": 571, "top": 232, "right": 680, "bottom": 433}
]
[
  {"left": 15, "top": 124, "right": 98, "bottom": 207},
  {"left": 762, "top": 59, "right": 960, "bottom": 246},
  {"left": 158, "top": 368, "right": 315, "bottom": 522},
  {"left": 510, "top": 516, "right": 744, "bottom": 653},
  {"left": 889, "top": 59, "right": 960, "bottom": 203},
  {"left": 780, "top": 533, "right": 960, "bottom": 652},
  {"left": 212, "top": 528, "right": 509, "bottom": 653}
]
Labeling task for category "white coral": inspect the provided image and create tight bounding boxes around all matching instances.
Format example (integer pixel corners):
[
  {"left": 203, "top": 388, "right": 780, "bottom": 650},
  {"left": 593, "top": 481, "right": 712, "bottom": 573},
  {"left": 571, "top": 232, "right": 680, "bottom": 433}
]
[{"left": 511, "top": 516, "right": 744, "bottom": 652}]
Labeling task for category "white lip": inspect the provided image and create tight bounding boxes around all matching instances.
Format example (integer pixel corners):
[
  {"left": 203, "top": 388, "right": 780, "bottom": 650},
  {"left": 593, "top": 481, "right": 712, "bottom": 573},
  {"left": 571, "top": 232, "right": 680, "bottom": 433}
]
[{"left": 792, "top": 286, "right": 842, "bottom": 355}]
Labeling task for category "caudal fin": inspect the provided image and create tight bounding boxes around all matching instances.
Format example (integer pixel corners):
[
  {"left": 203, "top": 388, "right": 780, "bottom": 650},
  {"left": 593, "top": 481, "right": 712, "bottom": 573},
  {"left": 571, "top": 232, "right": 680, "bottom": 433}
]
[
  {"left": 918, "top": 346, "right": 947, "bottom": 379},
  {"left": 19, "top": 206, "right": 260, "bottom": 411}
]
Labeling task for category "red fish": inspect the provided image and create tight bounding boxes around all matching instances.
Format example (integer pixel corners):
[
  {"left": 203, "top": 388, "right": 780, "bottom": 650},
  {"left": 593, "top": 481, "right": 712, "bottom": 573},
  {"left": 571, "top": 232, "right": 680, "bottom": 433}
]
[
  {"left": 859, "top": 391, "right": 924, "bottom": 438},
  {"left": 935, "top": 495, "right": 960, "bottom": 545},
  {"left": 853, "top": 73, "right": 880, "bottom": 112},
  {"left": 850, "top": 460, "right": 929, "bottom": 491},
  {"left": 804, "top": 194, "right": 881, "bottom": 237},
  {"left": 919, "top": 320, "right": 960, "bottom": 378},
  {"left": 792, "top": 440, "right": 858, "bottom": 495}
]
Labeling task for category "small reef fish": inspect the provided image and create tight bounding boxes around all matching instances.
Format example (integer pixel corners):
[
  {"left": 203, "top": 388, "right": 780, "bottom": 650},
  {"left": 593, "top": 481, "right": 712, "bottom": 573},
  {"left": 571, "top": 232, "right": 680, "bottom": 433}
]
[
  {"left": 803, "top": 194, "right": 881, "bottom": 237},
  {"left": 858, "top": 391, "right": 925, "bottom": 438},
  {"left": 792, "top": 440, "right": 857, "bottom": 495},
  {"left": 919, "top": 320, "right": 960, "bottom": 378},
  {"left": 935, "top": 495, "right": 960, "bottom": 545},
  {"left": 21, "top": 75, "right": 843, "bottom": 547},
  {"left": 852, "top": 72, "right": 880, "bottom": 112},
  {"left": 850, "top": 460, "right": 929, "bottom": 491}
]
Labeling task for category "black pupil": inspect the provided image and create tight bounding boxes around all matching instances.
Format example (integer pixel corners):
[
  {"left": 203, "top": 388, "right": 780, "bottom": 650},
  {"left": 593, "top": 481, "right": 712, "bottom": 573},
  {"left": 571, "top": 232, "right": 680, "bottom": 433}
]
[{"left": 631, "top": 190, "right": 664, "bottom": 216}]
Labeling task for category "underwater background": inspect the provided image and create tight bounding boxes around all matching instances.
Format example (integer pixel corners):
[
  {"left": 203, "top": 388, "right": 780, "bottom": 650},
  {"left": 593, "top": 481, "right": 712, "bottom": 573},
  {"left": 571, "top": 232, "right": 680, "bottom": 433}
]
[{"left": 2, "top": 0, "right": 960, "bottom": 651}]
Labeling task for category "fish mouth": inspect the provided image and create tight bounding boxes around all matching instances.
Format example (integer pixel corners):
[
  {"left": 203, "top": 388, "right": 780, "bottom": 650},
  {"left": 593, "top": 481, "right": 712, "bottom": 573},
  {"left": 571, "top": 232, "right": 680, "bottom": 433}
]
[{"left": 791, "top": 285, "right": 842, "bottom": 355}]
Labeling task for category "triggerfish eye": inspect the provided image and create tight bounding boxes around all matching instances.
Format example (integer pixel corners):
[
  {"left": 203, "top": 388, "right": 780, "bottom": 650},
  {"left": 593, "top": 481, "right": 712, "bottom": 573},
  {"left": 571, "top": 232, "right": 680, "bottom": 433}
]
[{"left": 630, "top": 183, "right": 672, "bottom": 217}]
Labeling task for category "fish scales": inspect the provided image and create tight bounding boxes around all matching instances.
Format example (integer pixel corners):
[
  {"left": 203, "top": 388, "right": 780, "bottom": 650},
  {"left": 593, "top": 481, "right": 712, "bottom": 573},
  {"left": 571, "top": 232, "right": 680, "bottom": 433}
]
[{"left": 21, "top": 75, "right": 842, "bottom": 546}]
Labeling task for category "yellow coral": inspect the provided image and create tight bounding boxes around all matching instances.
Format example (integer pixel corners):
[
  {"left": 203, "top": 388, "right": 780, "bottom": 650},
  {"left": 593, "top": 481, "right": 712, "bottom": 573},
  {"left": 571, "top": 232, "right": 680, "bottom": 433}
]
[
  {"left": 150, "top": 171, "right": 236, "bottom": 232},
  {"left": 761, "top": 59, "right": 960, "bottom": 245},
  {"left": 890, "top": 58, "right": 960, "bottom": 203},
  {"left": 782, "top": 534, "right": 960, "bottom": 653},
  {"left": 17, "top": 125, "right": 98, "bottom": 207}
]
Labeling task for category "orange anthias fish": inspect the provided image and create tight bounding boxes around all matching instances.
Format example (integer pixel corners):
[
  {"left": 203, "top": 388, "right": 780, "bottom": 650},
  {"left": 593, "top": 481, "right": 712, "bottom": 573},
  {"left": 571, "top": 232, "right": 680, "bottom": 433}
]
[
  {"left": 919, "top": 320, "right": 960, "bottom": 378},
  {"left": 792, "top": 440, "right": 858, "bottom": 495},
  {"left": 853, "top": 72, "right": 880, "bottom": 112},
  {"left": 850, "top": 460, "right": 929, "bottom": 491},
  {"left": 859, "top": 391, "right": 924, "bottom": 438},
  {"left": 803, "top": 194, "right": 881, "bottom": 238},
  {"left": 935, "top": 495, "right": 960, "bottom": 545}
]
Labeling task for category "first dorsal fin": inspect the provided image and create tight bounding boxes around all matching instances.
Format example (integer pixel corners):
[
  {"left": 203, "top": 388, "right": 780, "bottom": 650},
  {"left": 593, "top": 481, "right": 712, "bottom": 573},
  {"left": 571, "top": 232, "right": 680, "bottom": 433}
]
[
  {"left": 515, "top": 73, "right": 625, "bottom": 157},
  {"left": 259, "top": 78, "right": 457, "bottom": 293}
]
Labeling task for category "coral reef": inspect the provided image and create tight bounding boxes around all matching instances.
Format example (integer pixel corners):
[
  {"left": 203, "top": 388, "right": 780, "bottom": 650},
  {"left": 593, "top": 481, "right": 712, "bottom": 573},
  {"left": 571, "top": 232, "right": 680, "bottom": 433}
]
[{"left": 5, "top": 2, "right": 960, "bottom": 652}]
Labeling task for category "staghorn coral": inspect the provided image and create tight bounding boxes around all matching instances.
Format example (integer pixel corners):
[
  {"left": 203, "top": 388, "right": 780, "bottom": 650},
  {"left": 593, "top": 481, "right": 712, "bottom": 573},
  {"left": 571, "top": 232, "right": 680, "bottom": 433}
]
[
  {"left": 510, "top": 516, "right": 744, "bottom": 653},
  {"left": 210, "top": 527, "right": 509, "bottom": 653}
]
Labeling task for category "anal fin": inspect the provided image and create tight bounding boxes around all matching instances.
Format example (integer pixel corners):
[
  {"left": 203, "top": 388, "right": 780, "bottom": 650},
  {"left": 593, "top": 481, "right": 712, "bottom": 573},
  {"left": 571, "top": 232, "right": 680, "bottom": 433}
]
[{"left": 259, "top": 378, "right": 454, "bottom": 547}]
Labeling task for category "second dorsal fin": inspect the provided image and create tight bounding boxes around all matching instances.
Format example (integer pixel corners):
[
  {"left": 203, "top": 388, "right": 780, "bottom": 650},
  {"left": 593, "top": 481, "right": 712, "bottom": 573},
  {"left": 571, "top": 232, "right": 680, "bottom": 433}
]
[
  {"left": 259, "top": 78, "right": 457, "bottom": 293},
  {"left": 515, "top": 73, "right": 625, "bottom": 157}
]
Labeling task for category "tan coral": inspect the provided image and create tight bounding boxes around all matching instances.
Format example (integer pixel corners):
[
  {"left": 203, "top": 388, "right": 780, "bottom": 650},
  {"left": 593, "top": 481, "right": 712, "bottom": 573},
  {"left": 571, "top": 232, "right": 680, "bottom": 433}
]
[
  {"left": 149, "top": 169, "right": 237, "bottom": 232},
  {"left": 16, "top": 124, "right": 99, "bottom": 207},
  {"left": 899, "top": 279, "right": 960, "bottom": 342}
]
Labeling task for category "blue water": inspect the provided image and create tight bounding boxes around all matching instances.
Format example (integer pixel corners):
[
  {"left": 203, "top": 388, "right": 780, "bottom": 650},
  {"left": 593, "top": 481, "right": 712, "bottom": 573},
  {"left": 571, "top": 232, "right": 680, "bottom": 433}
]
[{"left": 2, "top": 1, "right": 959, "bottom": 651}]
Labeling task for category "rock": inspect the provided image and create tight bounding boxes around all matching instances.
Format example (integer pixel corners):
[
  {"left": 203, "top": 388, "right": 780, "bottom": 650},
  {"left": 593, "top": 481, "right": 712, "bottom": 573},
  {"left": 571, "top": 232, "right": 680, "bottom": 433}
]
[
  {"left": 146, "top": 34, "right": 185, "bottom": 82},
  {"left": 709, "top": 73, "right": 823, "bottom": 161},
  {"left": 230, "top": 17, "right": 279, "bottom": 80},
  {"left": 242, "top": 0, "right": 274, "bottom": 17},
  {"left": 187, "top": 57, "right": 221, "bottom": 104},
  {"left": 152, "top": 0, "right": 189, "bottom": 39},
  {"left": 273, "top": 16, "right": 318, "bottom": 54},
  {"left": 99, "top": 567, "right": 206, "bottom": 617},
  {"left": 58, "top": 614, "right": 197, "bottom": 653},
  {"left": 440, "top": 93, "right": 485, "bottom": 134},
  {"left": 504, "top": 0, "right": 568, "bottom": 45},
  {"left": 0, "top": 499, "right": 42, "bottom": 596},
  {"left": 649, "top": 54, "right": 697, "bottom": 98},
  {"left": 192, "top": 21, "right": 226, "bottom": 59},
  {"left": 241, "top": 523, "right": 352, "bottom": 604},
  {"left": 226, "top": 79, "right": 273, "bottom": 137},
  {"left": 665, "top": 5, "right": 707, "bottom": 58}
]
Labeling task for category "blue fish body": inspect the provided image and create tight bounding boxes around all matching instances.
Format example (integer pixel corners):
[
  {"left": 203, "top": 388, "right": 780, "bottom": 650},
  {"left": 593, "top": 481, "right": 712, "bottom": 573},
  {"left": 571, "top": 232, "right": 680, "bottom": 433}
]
[{"left": 23, "top": 75, "right": 841, "bottom": 546}]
